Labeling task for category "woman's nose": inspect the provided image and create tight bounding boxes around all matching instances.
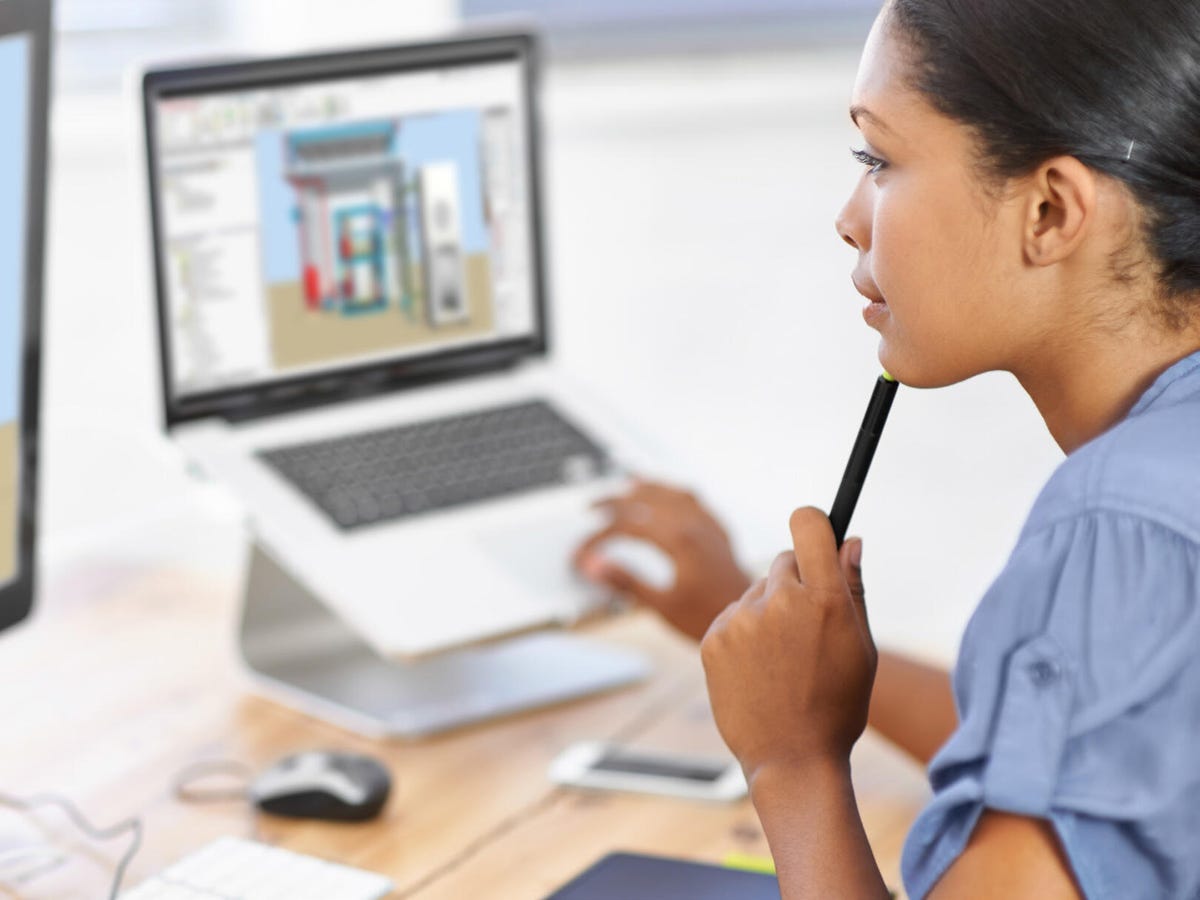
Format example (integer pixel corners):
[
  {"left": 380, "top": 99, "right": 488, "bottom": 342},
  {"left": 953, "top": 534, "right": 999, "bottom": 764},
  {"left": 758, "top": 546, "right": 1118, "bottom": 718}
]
[
  {"left": 835, "top": 178, "right": 871, "bottom": 251},
  {"left": 836, "top": 211, "right": 860, "bottom": 249}
]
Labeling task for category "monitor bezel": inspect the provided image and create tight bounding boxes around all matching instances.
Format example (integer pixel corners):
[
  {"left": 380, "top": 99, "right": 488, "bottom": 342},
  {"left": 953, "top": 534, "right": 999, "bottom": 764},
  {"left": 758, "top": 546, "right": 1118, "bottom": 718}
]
[
  {"left": 142, "top": 31, "right": 551, "bottom": 431},
  {"left": 0, "top": 0, "right": 50, "bottom": 633}
]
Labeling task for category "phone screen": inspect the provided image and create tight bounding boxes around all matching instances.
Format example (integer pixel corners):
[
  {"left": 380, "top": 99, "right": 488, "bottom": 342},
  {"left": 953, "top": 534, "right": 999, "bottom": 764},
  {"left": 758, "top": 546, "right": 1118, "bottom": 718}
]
[{"left": 590, "top": 750, "right": 728, "bottom": 783}]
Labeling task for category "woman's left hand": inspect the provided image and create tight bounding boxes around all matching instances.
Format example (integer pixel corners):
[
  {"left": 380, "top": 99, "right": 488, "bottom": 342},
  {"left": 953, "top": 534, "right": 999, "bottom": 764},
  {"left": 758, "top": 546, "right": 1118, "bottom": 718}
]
[{"left": 700, "top": 507, "right": 876, "bottom": 782}]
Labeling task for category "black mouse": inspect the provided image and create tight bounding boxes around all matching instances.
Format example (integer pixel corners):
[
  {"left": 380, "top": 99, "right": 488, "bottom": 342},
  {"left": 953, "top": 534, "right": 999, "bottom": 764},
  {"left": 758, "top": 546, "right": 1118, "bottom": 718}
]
[{"left": 250, "top": 750, "right": 391, "bottom": 822}]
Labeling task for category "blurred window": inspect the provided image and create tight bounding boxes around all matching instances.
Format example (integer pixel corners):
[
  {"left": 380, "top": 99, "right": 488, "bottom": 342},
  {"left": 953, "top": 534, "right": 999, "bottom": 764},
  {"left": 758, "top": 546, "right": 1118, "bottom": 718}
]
[
  {"left": 57, "top": 0, "right": 231, "bottom": 92},
  {"left": 58, "top": 0, "right": 215, "bottom": 33},
  {"left": 462, "top": 0, "right": 878, "bottom": 47}
]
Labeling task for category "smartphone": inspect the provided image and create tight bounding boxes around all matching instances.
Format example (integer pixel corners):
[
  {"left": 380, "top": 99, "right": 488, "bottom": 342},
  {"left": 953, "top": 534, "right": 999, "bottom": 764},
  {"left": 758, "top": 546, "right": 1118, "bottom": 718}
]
[{"left": 549, "top": 741, "right": 747, "bottom": 802}]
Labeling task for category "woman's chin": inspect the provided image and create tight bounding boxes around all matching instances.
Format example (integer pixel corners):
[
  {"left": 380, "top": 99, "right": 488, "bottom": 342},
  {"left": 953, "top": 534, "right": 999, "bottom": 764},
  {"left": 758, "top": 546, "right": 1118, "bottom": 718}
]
[{"left": 877, "top": 345, "right": 972, "bottom": 389}]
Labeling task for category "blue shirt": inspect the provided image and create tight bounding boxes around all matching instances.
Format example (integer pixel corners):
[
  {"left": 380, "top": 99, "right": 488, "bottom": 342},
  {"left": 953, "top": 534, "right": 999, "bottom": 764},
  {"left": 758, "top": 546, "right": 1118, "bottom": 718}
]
[{"left": 902, "top": 350, "right": 1200, "bottom": 900}]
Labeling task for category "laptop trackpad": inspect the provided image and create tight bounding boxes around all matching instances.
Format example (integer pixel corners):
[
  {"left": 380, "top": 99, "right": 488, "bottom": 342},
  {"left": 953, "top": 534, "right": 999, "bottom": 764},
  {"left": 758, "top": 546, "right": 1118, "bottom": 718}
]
[{"left": 475, "top": 512, "right": 605, "bottom": 618}]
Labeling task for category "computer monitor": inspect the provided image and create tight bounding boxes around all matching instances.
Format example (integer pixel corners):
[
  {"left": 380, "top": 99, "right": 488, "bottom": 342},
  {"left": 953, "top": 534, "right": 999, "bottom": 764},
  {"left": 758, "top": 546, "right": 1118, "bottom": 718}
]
[{"left": 0, "top": 0, "right": 50, "bottom": 635}]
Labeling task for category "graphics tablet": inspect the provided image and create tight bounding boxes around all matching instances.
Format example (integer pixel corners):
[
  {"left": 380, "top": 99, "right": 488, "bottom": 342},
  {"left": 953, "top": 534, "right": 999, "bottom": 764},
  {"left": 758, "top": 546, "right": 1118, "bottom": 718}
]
[{"left": 544, "top": 852, "right": 781, "bottom": 899}]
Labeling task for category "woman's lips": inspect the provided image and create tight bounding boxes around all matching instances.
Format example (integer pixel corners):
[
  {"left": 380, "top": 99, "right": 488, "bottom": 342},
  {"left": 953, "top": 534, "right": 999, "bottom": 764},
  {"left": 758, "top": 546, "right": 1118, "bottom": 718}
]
[
  {"left": 861, "top": 297, "right": 889, "bottom": 327},
  {"left": 851, "top": 274, "right": 885, "bottom": 305},
  {"left": 851, "top": 276, "right": 888, "bottom": 326}
]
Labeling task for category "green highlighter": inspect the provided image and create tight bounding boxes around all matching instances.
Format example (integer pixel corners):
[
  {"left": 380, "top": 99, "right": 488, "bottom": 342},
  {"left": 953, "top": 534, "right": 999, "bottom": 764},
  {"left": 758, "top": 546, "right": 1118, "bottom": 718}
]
[{"left": 722, "top": 852, "right": 776, "bottom": 874}]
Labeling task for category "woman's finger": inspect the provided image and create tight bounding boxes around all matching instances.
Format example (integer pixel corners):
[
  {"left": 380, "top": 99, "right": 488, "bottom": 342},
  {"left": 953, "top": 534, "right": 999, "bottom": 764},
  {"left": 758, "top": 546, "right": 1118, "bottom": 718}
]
[
  {"left": 573, "top": 523, "right": 674, "bottom": 608},
  {"left": 838, "top": 537, "right": 870, "bottom": 636},
  {"left": 572, "top": 520, "right": 666, "bottom": 566},
  {"left": 788, "top": 506, "right": 843, "bottom": 590},
  {"left": 628, "top": 480, "right": 700, "bottom": 510},
  {"left": 766, "top": 548, "right": 799, "bottom": 590},
  {"left": 582, "top": 554, "right": 665, "bottom": 609},
  {"left": 736, "top": 576, "right": 769, "bottom": 612},
  {"left": 592, "top": 495, "right": 657, "bottom": 527}
]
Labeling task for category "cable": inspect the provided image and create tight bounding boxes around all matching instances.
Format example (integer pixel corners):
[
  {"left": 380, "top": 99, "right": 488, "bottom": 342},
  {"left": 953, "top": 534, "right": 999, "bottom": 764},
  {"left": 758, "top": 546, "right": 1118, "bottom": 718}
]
[
  {"left": 0, "top": 843, "right": 68, "bottom": 885},
  {"left": 0, "top": 791, "right": 141, "bottom": 900},
  {"left": 0, "top": 759, "right": 257, "bottom": 897},
  {"left": 171, "top": 758, "right": 261, "bottom": 841},
  {"left": 172, "top": 759, "right": 255, "bottom": 804}
]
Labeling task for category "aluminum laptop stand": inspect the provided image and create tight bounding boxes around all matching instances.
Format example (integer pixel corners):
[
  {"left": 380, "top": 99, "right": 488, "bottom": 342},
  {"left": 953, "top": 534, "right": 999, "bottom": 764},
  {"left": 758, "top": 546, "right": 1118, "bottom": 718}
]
[{"left": 237, "top": 541, "right": 651, "bottom": 737}]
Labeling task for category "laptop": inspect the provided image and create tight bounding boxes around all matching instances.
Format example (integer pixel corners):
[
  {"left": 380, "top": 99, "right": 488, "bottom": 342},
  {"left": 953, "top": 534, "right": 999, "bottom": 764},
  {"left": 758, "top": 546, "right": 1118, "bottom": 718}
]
[{"left": 141, "top": 33, "right": 664, "bottom": 660}]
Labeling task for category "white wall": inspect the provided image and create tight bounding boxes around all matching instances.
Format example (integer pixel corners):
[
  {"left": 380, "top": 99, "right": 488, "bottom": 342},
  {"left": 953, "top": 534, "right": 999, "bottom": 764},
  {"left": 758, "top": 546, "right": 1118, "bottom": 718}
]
[{"left": 40, "top": 39, "right": 1063, "bottom": 664}]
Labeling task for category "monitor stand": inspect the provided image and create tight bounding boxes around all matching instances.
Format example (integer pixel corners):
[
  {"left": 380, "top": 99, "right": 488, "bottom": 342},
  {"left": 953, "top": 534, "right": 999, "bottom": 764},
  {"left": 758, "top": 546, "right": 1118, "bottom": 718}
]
[{"left": 236, "top": 542, "right": 651, "bottom": 738}]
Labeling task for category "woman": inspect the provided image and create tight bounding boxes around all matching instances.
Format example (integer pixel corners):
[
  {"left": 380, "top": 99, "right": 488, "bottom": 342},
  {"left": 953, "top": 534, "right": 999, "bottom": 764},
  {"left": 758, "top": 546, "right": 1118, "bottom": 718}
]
[{"left": 574, "top": 0, "right": 1200, "bottom": 896}]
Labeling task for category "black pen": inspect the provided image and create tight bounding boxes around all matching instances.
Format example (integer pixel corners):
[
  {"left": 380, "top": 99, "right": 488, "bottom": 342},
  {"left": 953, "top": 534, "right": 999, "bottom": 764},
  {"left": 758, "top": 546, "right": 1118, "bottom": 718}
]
[{"left": 829, "top": 373, "right": 898, "bottom": 548}]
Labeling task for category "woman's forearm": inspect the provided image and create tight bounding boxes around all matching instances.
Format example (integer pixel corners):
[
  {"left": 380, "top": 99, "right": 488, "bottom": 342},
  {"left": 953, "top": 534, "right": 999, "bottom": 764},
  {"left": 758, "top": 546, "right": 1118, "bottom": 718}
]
[
  {"left": 750, "top": 758, "right": 890, "bottom": 900},
  {"left": 868, "top": 650, "right": 957, "bottom": 765}
]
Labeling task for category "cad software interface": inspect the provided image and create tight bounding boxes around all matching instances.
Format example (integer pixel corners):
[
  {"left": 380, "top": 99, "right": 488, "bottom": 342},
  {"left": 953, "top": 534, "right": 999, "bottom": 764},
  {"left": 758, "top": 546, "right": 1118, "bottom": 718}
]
[
  {"left": 1, "top": 33, "right": 29, "bottom": 586},
  {"left": 152, "top": 56, "right": 539, "bottom": 401}
]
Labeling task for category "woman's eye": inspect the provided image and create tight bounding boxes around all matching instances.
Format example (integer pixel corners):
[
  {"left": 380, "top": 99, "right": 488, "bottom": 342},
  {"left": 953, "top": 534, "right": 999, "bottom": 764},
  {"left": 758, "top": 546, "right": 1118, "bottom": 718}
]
[{"left": 850, "top": 147, "right": 888, "bottom": 175}]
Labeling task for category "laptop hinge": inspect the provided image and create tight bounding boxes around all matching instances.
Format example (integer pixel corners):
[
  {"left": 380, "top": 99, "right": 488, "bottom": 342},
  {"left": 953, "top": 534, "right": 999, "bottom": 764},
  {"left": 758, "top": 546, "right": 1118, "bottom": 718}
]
[{"left": 218, "top": 353, "right": 523, "bottom": 425}]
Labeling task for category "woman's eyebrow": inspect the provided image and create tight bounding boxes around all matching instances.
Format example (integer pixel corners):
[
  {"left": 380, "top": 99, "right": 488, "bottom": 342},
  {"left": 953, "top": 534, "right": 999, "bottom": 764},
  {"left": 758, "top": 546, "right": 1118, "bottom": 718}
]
[{"left": 849, "top": 105, "right": 892, "bottom": 133}]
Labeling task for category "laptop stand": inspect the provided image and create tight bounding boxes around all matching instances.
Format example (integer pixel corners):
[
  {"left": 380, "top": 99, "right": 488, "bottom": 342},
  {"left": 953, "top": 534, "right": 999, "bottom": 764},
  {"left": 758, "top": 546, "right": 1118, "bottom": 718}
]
[{"left": 237, "top": 541, "right": 651, "bottom": 738}]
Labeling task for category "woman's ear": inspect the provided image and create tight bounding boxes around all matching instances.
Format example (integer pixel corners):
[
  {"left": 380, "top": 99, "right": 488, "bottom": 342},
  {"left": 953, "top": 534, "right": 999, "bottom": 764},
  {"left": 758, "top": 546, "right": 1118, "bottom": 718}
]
[{"left": 1021, "top": 156, "right": 1097, "bottom": 267}]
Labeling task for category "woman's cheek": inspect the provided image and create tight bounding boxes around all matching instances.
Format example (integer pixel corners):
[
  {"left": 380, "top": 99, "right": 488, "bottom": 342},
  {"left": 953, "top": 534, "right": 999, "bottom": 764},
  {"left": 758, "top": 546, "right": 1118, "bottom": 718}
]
[{"left": 869, "top": 199, "right": 907, "bottom": 302}]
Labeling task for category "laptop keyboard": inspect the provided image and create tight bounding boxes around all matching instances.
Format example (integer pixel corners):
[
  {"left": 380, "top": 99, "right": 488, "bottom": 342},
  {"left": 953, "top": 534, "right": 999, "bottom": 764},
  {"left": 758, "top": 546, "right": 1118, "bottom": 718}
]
[{"left": 258, "top": 399, "right": 612, "bottom": 530}]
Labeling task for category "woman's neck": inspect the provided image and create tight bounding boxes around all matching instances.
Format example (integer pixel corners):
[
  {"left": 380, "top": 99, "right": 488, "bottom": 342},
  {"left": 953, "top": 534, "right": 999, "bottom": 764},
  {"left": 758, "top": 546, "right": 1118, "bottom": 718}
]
[{"left": 1014, "top": 323, "right": 1200, "bottom": 455}]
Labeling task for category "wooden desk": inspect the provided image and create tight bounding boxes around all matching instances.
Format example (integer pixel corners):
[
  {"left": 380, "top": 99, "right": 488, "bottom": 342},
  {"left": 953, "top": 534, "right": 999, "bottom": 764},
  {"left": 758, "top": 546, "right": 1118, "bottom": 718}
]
[{"left": 0, "top": 563, "right": 929, "bottom": 898}]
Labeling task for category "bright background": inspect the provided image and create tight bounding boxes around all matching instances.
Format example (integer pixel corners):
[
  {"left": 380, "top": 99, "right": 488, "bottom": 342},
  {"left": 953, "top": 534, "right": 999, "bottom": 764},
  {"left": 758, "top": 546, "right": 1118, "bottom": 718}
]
[{"left": 41, "top": 0, "right": 1063, "bottom": 664}]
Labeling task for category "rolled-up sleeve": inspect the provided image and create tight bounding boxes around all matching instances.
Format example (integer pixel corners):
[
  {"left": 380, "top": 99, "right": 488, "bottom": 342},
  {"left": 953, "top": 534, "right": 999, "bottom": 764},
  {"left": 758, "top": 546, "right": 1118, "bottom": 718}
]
[{"left": 902, "top": 511, "right": 1200, "bottom": 900}]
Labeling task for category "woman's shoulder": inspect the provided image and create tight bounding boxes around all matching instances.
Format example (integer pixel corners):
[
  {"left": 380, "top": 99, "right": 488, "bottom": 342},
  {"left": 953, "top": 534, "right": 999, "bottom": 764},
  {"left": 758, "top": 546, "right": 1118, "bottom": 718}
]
[
  {"left": 1022, "top": 399, "right": 1200, "bottom": 544},
  {"left": 959, "top": 407, "right": 1200, "bottom": 722}
]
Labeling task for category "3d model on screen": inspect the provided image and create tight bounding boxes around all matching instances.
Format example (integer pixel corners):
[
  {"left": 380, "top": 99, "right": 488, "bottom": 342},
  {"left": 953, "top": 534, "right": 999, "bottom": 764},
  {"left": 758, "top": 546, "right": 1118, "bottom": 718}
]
[
  {"left": 285, "top": 122, "right": 416, "bottom": 320},
  {"left": 242, "top": 106, "right": 500, "bottom": 375},
  {"left": 418, "top": 161, "right": 469, "bottom": 328},
  {"left": 284, "top": 121, "right": 469, "bottom": 329}
]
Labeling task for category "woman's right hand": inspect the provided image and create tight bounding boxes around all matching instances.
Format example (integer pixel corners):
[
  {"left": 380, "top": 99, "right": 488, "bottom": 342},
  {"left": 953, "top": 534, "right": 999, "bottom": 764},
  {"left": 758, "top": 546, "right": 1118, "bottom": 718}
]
[{"left": 572, "top": 479, "right": 753, "bottom": 642}]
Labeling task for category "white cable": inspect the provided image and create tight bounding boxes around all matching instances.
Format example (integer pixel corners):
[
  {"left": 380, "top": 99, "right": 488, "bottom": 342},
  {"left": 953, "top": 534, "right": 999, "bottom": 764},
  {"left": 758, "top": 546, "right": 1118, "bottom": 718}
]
[
  {"left": 0, "top": 843, "right": 68, "bottom": 885},
  {"left": 0, "top": 791, "right": 142, "bottom": 899}
]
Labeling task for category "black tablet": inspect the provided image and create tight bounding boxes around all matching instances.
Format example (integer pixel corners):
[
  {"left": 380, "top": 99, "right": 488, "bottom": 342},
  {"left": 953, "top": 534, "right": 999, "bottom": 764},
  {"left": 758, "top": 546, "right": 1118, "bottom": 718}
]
[{"left": 545, "top": 852, "right": 781, "bottom": 900}]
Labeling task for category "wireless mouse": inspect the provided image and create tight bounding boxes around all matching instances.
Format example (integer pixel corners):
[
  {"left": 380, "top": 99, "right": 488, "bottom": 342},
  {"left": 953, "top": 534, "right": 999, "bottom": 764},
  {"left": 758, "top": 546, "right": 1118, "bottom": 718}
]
[{"left": 250, "top": 750, "right": 391, "bottom": 822}]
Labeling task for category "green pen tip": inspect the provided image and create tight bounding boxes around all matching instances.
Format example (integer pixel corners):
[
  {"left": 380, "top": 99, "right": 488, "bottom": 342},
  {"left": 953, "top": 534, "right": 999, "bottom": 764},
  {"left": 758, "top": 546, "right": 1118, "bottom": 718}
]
[{"left": 882, "top": 371, "right": 896, "bottom": 383}]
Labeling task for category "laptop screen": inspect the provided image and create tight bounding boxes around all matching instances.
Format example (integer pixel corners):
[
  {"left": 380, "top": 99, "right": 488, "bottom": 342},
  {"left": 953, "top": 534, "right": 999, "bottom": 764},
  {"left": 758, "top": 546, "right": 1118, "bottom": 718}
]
[
  {"left": 1, "top": 30, "right": 29, "bottom": 589},
  {"left": 148, "top": 43, "right": 541, "bottom": 408}
]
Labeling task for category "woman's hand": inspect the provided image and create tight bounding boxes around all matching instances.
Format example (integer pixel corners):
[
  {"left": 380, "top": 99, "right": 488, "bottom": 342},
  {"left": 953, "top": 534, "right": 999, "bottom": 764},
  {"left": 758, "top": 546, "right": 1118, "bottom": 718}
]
[
  {"left": 700, "top": 507, "right": 875, "bottom": 781},
  {"left": 572, "top": 479, "right": 753, "bottom": 641}
]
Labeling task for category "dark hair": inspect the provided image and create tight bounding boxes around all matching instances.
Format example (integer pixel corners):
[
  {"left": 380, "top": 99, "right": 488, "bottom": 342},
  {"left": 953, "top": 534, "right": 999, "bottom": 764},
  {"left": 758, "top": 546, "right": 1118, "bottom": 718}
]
[{"left": 887, "top": 0, "right": 1200, "bottom": 325}]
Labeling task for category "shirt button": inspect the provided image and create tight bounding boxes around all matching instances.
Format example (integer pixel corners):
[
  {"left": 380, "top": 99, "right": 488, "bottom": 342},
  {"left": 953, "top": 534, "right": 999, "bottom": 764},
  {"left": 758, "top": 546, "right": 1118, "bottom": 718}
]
[{"left": 1027, "top": 658, "right": 1061, "bottom": 688}]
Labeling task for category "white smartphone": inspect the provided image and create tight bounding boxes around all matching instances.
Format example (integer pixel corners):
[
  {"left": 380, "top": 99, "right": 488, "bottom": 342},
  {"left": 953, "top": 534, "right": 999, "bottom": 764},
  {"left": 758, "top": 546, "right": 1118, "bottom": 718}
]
[{"left": 549, "top": 741, "right": 747, "bottom": 802}]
